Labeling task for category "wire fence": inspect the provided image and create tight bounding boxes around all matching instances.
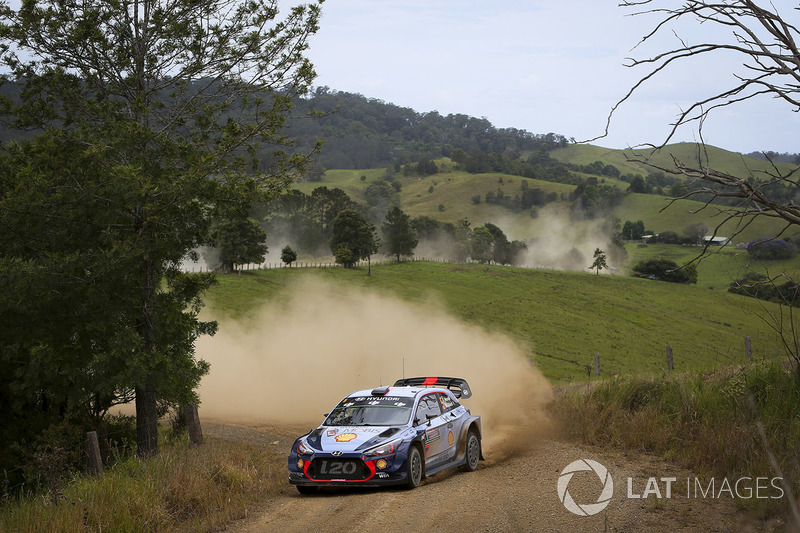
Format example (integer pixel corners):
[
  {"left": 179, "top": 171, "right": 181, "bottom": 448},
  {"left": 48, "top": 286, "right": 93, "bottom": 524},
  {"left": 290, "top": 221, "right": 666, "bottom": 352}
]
[{"left": 184, "top": 256, "right": 561, "bottom": 273}]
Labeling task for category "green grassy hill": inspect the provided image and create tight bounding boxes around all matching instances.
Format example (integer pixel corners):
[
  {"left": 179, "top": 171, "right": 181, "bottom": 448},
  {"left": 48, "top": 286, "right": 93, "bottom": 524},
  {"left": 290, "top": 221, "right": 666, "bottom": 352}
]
[
  {"left": 295, "top": 164, "right": 789, "bottom": 245},
  {"left": 551, "top": 142, "right": 798, "bottom": 180},
  {"left": 285, "top": 143, "right": 800, "bottom": 283},
  {"left": 206, "top": 262, "right": 786, "bottom": 383},
  {"left": 625, "top": 242, "right": 800, "bottom": 289},
  {"left": 614, "top": 193, "right": 792, "bottom": 245}
]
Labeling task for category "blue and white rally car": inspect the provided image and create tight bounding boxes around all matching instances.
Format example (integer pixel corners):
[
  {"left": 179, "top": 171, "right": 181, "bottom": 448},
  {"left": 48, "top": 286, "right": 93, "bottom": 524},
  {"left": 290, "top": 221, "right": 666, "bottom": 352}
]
[{"left": 288, "top": 376, "right": 482, "bottom": 493}]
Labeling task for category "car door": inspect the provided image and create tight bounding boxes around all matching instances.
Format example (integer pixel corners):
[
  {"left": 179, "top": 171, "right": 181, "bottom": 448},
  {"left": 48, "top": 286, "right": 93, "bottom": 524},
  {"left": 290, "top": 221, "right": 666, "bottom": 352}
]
[
  {"left": 434, "top": 392, "right": 460, "bottom": 464},
  {"left": 414, "top": 393, "right": 448, "bottom": 468}
]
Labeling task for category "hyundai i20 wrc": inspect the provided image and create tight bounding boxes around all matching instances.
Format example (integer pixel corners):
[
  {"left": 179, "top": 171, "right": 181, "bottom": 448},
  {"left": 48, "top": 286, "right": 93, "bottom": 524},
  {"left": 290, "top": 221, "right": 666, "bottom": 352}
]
[{"left": 288, "top": 376, "right": 483, "bottom": 493}]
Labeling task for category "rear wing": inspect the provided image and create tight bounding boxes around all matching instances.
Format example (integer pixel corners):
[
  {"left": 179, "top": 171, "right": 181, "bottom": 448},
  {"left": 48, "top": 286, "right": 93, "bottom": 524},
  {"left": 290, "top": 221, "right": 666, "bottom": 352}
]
[{"left": 393, "top": 376, "right": 472, "bottom": 399}]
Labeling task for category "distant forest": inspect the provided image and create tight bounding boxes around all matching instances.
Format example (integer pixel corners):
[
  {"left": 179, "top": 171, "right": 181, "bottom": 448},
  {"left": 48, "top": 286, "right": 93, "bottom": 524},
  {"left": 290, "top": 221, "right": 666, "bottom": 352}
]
[
  {"left": 286, "top": 86, "right": 572, "bottom": 170},
  {"left": 744, "top": 151, "right": 800, "bottom": 164}
]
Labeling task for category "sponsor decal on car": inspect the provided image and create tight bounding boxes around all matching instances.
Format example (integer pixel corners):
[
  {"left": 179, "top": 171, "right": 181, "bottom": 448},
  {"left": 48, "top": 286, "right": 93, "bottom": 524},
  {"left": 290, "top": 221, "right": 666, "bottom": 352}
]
[
  {"left": 335, "top": 432, "right": 358, "bottom": 443},
  {"left": 327, "top": 429, "right": 338, "bottom": 437},
  {"left": 448, "top": 431, "right": 454, "bottom": 446}
]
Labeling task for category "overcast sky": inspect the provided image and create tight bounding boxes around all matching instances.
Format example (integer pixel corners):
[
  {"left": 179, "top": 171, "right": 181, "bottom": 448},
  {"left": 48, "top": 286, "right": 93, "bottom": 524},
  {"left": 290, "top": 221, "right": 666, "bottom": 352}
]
[{"left": 301, "top": 0, "right": 798, "bottom": 154}]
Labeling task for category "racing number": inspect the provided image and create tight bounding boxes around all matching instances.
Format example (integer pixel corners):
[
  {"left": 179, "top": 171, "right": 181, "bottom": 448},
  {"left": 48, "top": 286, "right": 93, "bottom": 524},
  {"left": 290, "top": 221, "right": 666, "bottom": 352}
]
[{"left": 319, "top": 460, "right": 357, "bottom": 475}]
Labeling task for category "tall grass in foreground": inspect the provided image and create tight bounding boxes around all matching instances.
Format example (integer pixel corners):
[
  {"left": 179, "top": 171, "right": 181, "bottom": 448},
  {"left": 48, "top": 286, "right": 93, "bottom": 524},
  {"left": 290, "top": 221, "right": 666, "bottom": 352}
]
[
  {"left": 0, "top": 438, "right": 284, "bottom": 532},
  {"left": 551, "top": 362, "right": 800, "bottom": 520}
]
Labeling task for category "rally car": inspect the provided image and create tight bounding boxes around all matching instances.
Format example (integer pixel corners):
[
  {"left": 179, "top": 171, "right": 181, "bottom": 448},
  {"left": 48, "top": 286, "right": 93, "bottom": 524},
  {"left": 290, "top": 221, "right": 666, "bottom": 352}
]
[{"left": 288, "top": 376, "right": 482, "bottom": 493}]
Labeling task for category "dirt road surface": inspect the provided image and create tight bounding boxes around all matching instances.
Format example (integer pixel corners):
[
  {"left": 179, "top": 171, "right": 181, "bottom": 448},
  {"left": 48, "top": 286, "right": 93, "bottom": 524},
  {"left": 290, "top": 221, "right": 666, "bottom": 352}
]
[{"left": 207, "top": 422, "right": 786, "bottom": 533}]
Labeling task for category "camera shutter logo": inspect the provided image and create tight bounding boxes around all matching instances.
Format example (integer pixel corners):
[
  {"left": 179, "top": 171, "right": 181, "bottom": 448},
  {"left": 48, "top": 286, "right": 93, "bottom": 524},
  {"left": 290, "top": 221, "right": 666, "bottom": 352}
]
[{"left": 557, "top": 459, "right": 614, "bottom": 516}]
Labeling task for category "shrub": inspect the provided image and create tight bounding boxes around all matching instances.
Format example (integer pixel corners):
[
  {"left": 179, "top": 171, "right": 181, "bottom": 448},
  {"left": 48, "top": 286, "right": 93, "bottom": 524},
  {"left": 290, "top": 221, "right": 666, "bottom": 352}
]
[
  {"left": 747, "top": 238, "right": 797, "bottom": 260},
  {"left": 632, "top": 258, "right": 698, "bottom": 284},
  {"left": 650, "top": 230, "right": 681, "bottom": 244},
  {"left": 729, "top": 272, "right": 800, "bottom": 307}
]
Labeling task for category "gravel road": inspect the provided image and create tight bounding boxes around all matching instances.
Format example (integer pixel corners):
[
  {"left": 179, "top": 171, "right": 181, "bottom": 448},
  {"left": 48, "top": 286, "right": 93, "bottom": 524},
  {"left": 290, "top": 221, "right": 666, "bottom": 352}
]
[{"left": 206, "top": 421, "right": 787, "bottom": 533}]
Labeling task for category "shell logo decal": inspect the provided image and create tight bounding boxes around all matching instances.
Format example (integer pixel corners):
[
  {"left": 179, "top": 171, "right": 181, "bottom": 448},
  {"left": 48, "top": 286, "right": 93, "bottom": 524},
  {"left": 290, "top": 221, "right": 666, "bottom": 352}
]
[{"left": 334, "top": 432, "right": 358, "bottom": 443}]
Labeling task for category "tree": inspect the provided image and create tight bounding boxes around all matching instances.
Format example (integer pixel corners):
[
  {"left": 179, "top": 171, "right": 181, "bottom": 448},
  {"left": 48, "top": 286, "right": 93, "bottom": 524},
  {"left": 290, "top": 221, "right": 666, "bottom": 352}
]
[
  {"left": 306, "top": 162, "right": 327, "bottom": 182},
  {"left": 747, "top": 238, "right": 797, "bottom": 260},
  {"left": 212, "top": 215, "right": 268, "bottom": 272},
  {"left": 330, "top": 209, "right": 380, "bottom": 269},
  {"left": 684, "top": 223, "right": 709, "bottom": 245},
  {"left": 470, "top": 226, "right": 494, "bottom": 264},
  {"left": 627, "top": 175, "right": 650, "bottom": 194},
  {"left": 607, "top": 1, "right": 800, "bottom": 245},
  {"left": 622, "top": 220, "right": 646, "bottom": 241},
  {"left": 0, "top": 0, "right": 322, "bottom": 458},
  {"left": 508, "top": 240, "right": 529, "bottom": 266},
  {"left": 590, "top": 248, "right": 608, "bottom": 275},
  {"left": 652, "top": 230, "right": 681, "bottom": 245},
  {"left": 333, "top": 245, "right": 355, "bottom": 267},
  {"left": 281, "top": 245, "right": 298, "bottom": 266},
  {"left": 452, "top": 218, "right": 473, "bottom": 262},
  {"left": 416, "top": 157, "right": 438, "bottom": 175},
  {"left": 382, "top": 206, "right": 418, "bottom": 262}
]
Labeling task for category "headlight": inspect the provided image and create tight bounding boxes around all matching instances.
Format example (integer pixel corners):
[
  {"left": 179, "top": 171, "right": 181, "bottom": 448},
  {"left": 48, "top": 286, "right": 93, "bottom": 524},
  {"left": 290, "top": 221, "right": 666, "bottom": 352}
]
[
  {"left": 297, "top": 440, "right": 314, "bottom": 455},
  {"left": 364, "top": 437, "right": 403, "bottom": 457}
]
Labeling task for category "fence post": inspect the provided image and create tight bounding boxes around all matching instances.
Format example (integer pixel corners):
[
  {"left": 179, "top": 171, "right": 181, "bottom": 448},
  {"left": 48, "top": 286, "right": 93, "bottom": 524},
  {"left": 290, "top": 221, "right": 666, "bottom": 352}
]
[
  {"left": 666, "top": 345, "right": 674, "bottom": 371},
  {"left": 594, "top": 353, "right": 601, "bottom": 377},
  {"left": 745, "top": 336, "right": 752, "bottom": 361},
  {"left": 86, "top": 431, "right": 104, "bottom": 476},
  {"left": 184, "top": 404, "right": 203, "bottom": 447}
]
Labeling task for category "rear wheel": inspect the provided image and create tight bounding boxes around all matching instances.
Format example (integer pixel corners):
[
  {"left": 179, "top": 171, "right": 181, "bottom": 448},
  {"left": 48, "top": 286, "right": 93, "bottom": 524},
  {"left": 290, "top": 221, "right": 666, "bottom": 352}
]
[
  {"left": 404, "top": 445, "right": 423, "bottom": 489},
  {"left": 296, "top": 485, "right": 318, "bottom": 495},
  {"left": 461, "top": 430, "right": 481, "bottom": 472}
]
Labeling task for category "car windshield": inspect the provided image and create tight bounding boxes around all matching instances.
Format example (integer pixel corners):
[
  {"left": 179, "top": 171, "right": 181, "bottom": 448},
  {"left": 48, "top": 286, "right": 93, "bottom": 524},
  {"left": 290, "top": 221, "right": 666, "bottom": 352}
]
[{"left": 324, "top": 395, "right": 412, "bottom": 426}]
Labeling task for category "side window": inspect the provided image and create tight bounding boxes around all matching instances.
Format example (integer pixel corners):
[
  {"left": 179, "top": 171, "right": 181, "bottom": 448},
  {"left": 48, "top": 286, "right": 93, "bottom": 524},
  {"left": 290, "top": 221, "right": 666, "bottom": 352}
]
[
  {"left": 438, "top": 393, "right": 456, "bottom": 413},
  {"left": 414, "top": 395, "right": 442, "bottom": 425}
]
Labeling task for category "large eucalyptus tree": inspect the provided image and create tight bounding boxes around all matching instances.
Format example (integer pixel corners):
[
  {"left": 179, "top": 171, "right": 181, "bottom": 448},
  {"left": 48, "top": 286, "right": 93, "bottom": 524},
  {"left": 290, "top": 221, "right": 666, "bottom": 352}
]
[{"left": 0, "top": 0, "right": 322, "bottom": 458}]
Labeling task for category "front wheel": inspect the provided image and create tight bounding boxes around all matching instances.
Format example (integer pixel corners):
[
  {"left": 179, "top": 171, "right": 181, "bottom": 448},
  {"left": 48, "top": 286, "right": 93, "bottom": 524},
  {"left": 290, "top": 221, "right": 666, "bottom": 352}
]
[
  {"left": 461, "top": 430, "right": 481, "bottom": 472},
  {"left": 296, "top": 485, "right": 318, "bottom": 495},
  {"left": 404, "top": 445, "right": 423, "bottom": 489}
]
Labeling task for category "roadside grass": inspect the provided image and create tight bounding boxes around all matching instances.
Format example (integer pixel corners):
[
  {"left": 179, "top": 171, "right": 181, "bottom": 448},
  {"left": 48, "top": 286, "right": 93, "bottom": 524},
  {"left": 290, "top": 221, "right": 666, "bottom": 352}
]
[
  {"left": 205, "top": 261, "right": 787, "bottom": 383},
  {"left": 0, "top": 436, "right": 285, "bottom": 533},
  {"left": 550, "top": 362, "right": 800, "bottom": 520}
]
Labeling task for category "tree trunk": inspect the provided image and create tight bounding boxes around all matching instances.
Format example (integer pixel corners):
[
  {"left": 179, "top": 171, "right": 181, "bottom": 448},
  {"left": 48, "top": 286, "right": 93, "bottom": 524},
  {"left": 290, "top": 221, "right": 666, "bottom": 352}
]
[
  {"left": 135, "top": 387, "right": 159, "bottom": 458},
  {"left": 136, "top": 256, "right": 160, "bottom": 458}
]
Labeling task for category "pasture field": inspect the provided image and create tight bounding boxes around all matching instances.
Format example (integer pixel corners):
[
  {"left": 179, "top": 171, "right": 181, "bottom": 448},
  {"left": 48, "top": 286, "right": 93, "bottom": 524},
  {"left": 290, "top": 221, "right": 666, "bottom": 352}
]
[
  {"left": 206, "top": 261, "right": 788, "bottom": 383},
  {"left": 289, "top": 153, "right": 791, "bottom": 245},
  {"left": 624, "top": 242, "right": 800, "bottom": 290}
]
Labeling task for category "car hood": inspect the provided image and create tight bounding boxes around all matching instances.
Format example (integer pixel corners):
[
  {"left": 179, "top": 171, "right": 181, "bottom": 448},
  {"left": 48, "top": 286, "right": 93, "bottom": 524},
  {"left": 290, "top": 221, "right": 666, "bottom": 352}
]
[{"left": 306, "top": 425, "right": 406, "bottom": 453}]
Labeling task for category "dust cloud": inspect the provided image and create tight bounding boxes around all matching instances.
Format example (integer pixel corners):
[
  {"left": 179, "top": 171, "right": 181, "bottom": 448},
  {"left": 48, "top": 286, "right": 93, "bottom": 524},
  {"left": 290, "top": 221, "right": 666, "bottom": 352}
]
[
  {"left": 196, "top": 278, "right": 553, "bottom": 458},
  {"left": 514, "top": 215, "right": 619, "bottom": 272}
]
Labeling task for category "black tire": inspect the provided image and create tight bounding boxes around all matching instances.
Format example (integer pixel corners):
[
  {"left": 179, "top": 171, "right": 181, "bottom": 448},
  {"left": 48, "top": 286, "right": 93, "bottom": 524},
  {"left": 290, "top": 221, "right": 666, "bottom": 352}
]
[
  {"left": 404, "top": 445, "right": 423, "bottom": 489},
  {"left": 461, "top": 430, "right": 481, "bottom": 472},
  {"left": 296, "top": 485, "right": 318, "bottom": 495}
]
